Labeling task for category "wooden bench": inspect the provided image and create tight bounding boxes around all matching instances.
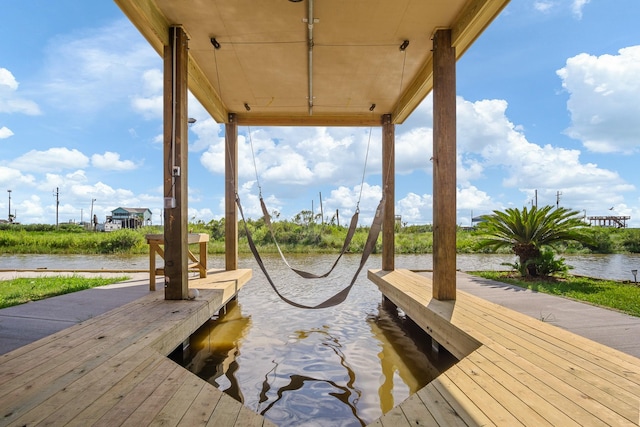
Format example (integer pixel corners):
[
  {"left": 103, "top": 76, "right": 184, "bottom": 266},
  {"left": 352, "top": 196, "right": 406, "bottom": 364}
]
[
  {"left": 368, "top": 269, "right": 640, "bottom": 426},
  {"left": 146, "top": 233, "right": 209, "bottom": 291},
  {"left": 0, "top": 268, "right": 275, "bottom": 426}
]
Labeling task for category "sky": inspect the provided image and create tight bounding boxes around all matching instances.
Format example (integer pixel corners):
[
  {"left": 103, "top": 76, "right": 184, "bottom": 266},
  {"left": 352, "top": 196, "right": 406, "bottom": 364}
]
[{"left": 1, "top": 0, "right": 640, "bottom": 227}]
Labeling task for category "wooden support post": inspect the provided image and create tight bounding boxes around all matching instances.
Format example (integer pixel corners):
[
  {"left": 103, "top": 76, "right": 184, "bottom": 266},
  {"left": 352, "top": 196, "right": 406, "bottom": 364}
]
[
  {"left": 163, "top": 26, "right": 189, "bottom": 300},
  {"left": 432, "top": 29, "right": 457, "bottom": 301},
  {"left": 225, "top": 113, "right": 238, "bottom": 270},
  {"left": 382, "top": 114, "right": 395, "bottom": 271}
]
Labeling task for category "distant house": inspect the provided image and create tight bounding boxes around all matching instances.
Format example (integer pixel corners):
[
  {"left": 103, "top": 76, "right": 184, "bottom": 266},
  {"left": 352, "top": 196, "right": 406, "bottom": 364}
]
[{"left": 110, "top": 207, "right": 152, "bottom": 229}]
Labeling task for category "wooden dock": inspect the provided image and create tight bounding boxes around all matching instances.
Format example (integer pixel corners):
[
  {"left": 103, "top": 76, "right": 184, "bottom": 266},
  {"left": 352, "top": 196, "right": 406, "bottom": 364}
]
[
  {"left": 0, "top": 268, "right": 277, "bottom": 427},
  {"left": 2, "top": 267, "right": 639, "bottom": 426},
  {"left": 368, "top": 269, "right": 640, "bottom": 426}
]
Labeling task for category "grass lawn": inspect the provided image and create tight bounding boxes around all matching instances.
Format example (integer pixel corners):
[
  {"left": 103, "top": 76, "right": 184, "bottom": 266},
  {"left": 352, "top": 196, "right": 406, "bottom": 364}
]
[
  {"left": 0, "top": 275, "right": 130, "bottom": 309},
  {"left": 471, "top": 271, "right": 640, "bottom": 317}
]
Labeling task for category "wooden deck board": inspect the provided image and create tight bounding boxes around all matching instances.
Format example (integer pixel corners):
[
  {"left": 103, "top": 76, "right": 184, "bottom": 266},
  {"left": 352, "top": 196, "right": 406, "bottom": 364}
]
[
  {"left": 369, "top": 269, "right": 640, "bottom": 427},
  {"left": 2, "top": 295, "right": 214, "bottom": 419},
  {"left": 440, "top": 362, "right": 524, "bottom": 426},
  {"left": 414, "top": 384, "right": 470, "bottom": 426},
  {"left": 91, "top": 358, "right": 184, "bottom": 427},
  {"left": 0, "top": 268, "right": 278, "bottom": 427},
  {"left": 33, "top": 351, "right": 162, "bottom": 427},
  {"left": 454, "top": 301, "right": 640, "bottom": 420},
  {"left": 377, "top": 405, "right": 412, "bottom": 427},
  {"left": 397, "top": 392, "right": 439, "bottom": 426},
  {"left": 473, "top": 346, "right": 607, "bottom": 426},
  {"left": 150, "top": 372, "right": 207, "bottom": 426},
  {"left": 206, "top": 393, "right": 244, "bottom": 426},
  {"left": 176, "top": 381, "right": 224, "bottom": 426},
  {"left": 428, "top": 373, "right": 493, "bottom": 426},
  {"left": 450, "top": 282, "right": 640, "bottom": 384}
]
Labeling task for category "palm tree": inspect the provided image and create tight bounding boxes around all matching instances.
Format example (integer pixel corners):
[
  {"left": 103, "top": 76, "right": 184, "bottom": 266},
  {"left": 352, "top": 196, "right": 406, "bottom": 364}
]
[{"left": 476, "top": 205, "right": 590, "bottom": 276}]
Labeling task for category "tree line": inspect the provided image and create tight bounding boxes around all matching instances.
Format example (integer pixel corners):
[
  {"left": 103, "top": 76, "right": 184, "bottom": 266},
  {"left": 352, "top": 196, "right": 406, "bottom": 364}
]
[{"left": 1, "top": 206, "right": 640, "bottom": 261}]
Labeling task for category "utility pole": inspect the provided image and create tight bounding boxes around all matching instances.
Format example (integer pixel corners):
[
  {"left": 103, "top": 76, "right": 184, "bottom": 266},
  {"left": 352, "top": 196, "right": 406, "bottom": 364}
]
[
  {"left": 7, "top": 190, "right": 11, "bottom": 222},
  {"left": 54, "top": 187, "right": 59, "bottom": 227},
  {"left": 319, "top": 191, "right": 324, "bottom": 225},
  {"left": 556, "top": 191, "right": 562, "bottom": 208},
  {"left": 90, "top": 198, "right": 96, "bottom": 231}
]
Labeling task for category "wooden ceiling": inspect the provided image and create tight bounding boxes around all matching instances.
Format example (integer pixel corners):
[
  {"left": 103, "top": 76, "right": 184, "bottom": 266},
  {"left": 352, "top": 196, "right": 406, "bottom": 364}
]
[{"left": 114, "top": 0, "right": 509, "bottom": 126}]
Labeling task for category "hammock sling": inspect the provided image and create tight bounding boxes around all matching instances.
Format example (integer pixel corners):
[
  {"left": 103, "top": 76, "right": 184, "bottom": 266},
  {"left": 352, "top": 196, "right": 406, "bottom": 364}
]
[
  {"left": 247, "top": 126, "right": 374, "bottom": 280},
  {"left": 259, "top": 196, "right": 359, "bottom": 279},
  {"left": 237, "top": 194, "right": 385, "bottom": 309},
  {"left": 239, "top": 126, "right": 383, "bottom": 308}
]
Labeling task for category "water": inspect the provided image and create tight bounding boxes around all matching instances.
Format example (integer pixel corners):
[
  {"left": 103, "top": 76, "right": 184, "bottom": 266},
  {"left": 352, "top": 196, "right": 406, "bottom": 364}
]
[
  {"left": 179, "top": 253, "right": 457, "bottom": 426},
  {"left": 177, "top": 252, "right": 640, "bottom": 426},
  {"left": 2, "top": 252, "right": 639, "bottom": 281},
  {"left": 2, "top": 252, "right": 639, "bottom": 425}
]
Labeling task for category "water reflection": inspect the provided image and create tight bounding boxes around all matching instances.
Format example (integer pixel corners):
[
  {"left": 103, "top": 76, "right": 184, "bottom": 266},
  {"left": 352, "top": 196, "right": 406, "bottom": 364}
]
[
  {"left": 183, "top": 299, "right": 251, "bottom": 403},
  {"left": 368, "top": 302, "right": 454, "bottom": 413},
  {"left": 256, "top": 326, "right": 365, "bottom": 426},
  {"left": 182, "top": 271, "right": 456, "bottom": 427}
]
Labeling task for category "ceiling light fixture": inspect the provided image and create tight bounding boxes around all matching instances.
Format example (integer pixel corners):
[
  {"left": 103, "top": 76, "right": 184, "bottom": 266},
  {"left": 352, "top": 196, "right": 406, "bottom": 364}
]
[
  {"left": 399, "top": 40, "right": 409, "bottom": 51},
  {"left": 210, "top": 37, "right": 221, "bottom": 49}
]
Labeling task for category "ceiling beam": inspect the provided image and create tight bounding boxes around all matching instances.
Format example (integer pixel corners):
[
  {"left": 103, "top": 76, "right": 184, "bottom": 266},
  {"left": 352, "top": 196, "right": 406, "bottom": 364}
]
[
  {"left": 452, "top": 0, "right": 510, "bottom": 57},
  {"left": 235, "top": 113, "right": 383, "bottom": 127},
  {"left": 114, "top": 0, "right": 229, "bottom": 123},
  {"left": 391, "top": 0, "right": 510, "bottom": 124}
]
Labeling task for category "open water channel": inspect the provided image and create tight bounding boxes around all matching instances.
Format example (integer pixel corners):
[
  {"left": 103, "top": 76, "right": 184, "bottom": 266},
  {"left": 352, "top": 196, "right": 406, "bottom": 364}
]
[{"left": 2, "top": 252, "right": 640, "bottom": 425}]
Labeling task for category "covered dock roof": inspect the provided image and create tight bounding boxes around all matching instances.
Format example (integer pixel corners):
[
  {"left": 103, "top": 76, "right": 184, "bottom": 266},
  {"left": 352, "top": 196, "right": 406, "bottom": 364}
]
[
  {"left": 114, "top": 0, "right": 509, "bottom": 126},
  {"left": 113, "top": 0, "right": 510, "bottom": 300}
]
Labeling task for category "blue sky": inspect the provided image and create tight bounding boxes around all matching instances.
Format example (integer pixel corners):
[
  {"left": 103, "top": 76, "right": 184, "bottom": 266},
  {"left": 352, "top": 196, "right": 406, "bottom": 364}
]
[{"left": 1, "top": 0, "right": 640, "bottom": 227}]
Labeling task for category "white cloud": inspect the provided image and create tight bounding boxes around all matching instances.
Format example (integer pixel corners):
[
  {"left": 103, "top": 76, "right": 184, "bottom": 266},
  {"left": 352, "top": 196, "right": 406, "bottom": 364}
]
[
  {"left": 188, "top": 207, "right": 215, "bottom": 223},
  {"left": 234, "top": 181, "right": 282, "bottom": 220},
  {"left": 18, "top": 172, "right": 138, "bottom": 224},
  {"left": 189, "top": 116, "right": 224, "bottom": 152},
  {"left": 0, "top": 68, "right": 18, "bottom": 91},
  {"left": 131, "top": 95, "right": 162, "bottom": 119},
  {"left": 397, "top": 193, "right": 432, "bottom": 224},
  {"left": 40, "top": 19, "right": 158, "bottom": 114},
  {"left": 455, "top": 97, "right": 631, "bottom": 216},
  {"left": 91, "top": 151, "right": 137, "bottom": 171},
  {"left": 70, "top": 181, "right": 131, "bottom": 201},
  {"left": 11, "top": 147, "right": 89, "bottom": 172},
  {"left": 0, "top": 126, "right": 14, "bottom": 139},
  {"left": 533, "top": 1, "right": 554, "bottom": 13},
  {"left": 572, "top": 0, "right": 591, "bottom": 19},
  {"left": 396, "top": 127, "right": 432, "bottom": 175},
  {"left": 200, "top": 126, "right": 379, "bottom": 196},
  {"left": 323, "top": 182, "right": 383, "bottom": 224},
  {"left": 261, "top": 151, "right": 314, "bottom": 184},
  {"left": 0, "top": 68, "right": 41, "bottom": 115},
  {"left": 131, "top": 69, "right": 163, "bottom": 119},
  {"left": 557, "top": 45, "right": 640, "bottom": 153},
  {"left": 0, "top": 166, "right": 36, "bottom": 187},
  {"left": 17, "top": 195, "right": 45, "bottom": 222},
  {"left": 457, "top": 186, "right": 495, "bottom": 211}
]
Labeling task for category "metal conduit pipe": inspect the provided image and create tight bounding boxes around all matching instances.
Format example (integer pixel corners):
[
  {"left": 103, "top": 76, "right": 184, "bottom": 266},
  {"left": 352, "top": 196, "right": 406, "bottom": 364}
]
[{"left": 307, "top": 0, "right": 314, "bottom": 115}]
